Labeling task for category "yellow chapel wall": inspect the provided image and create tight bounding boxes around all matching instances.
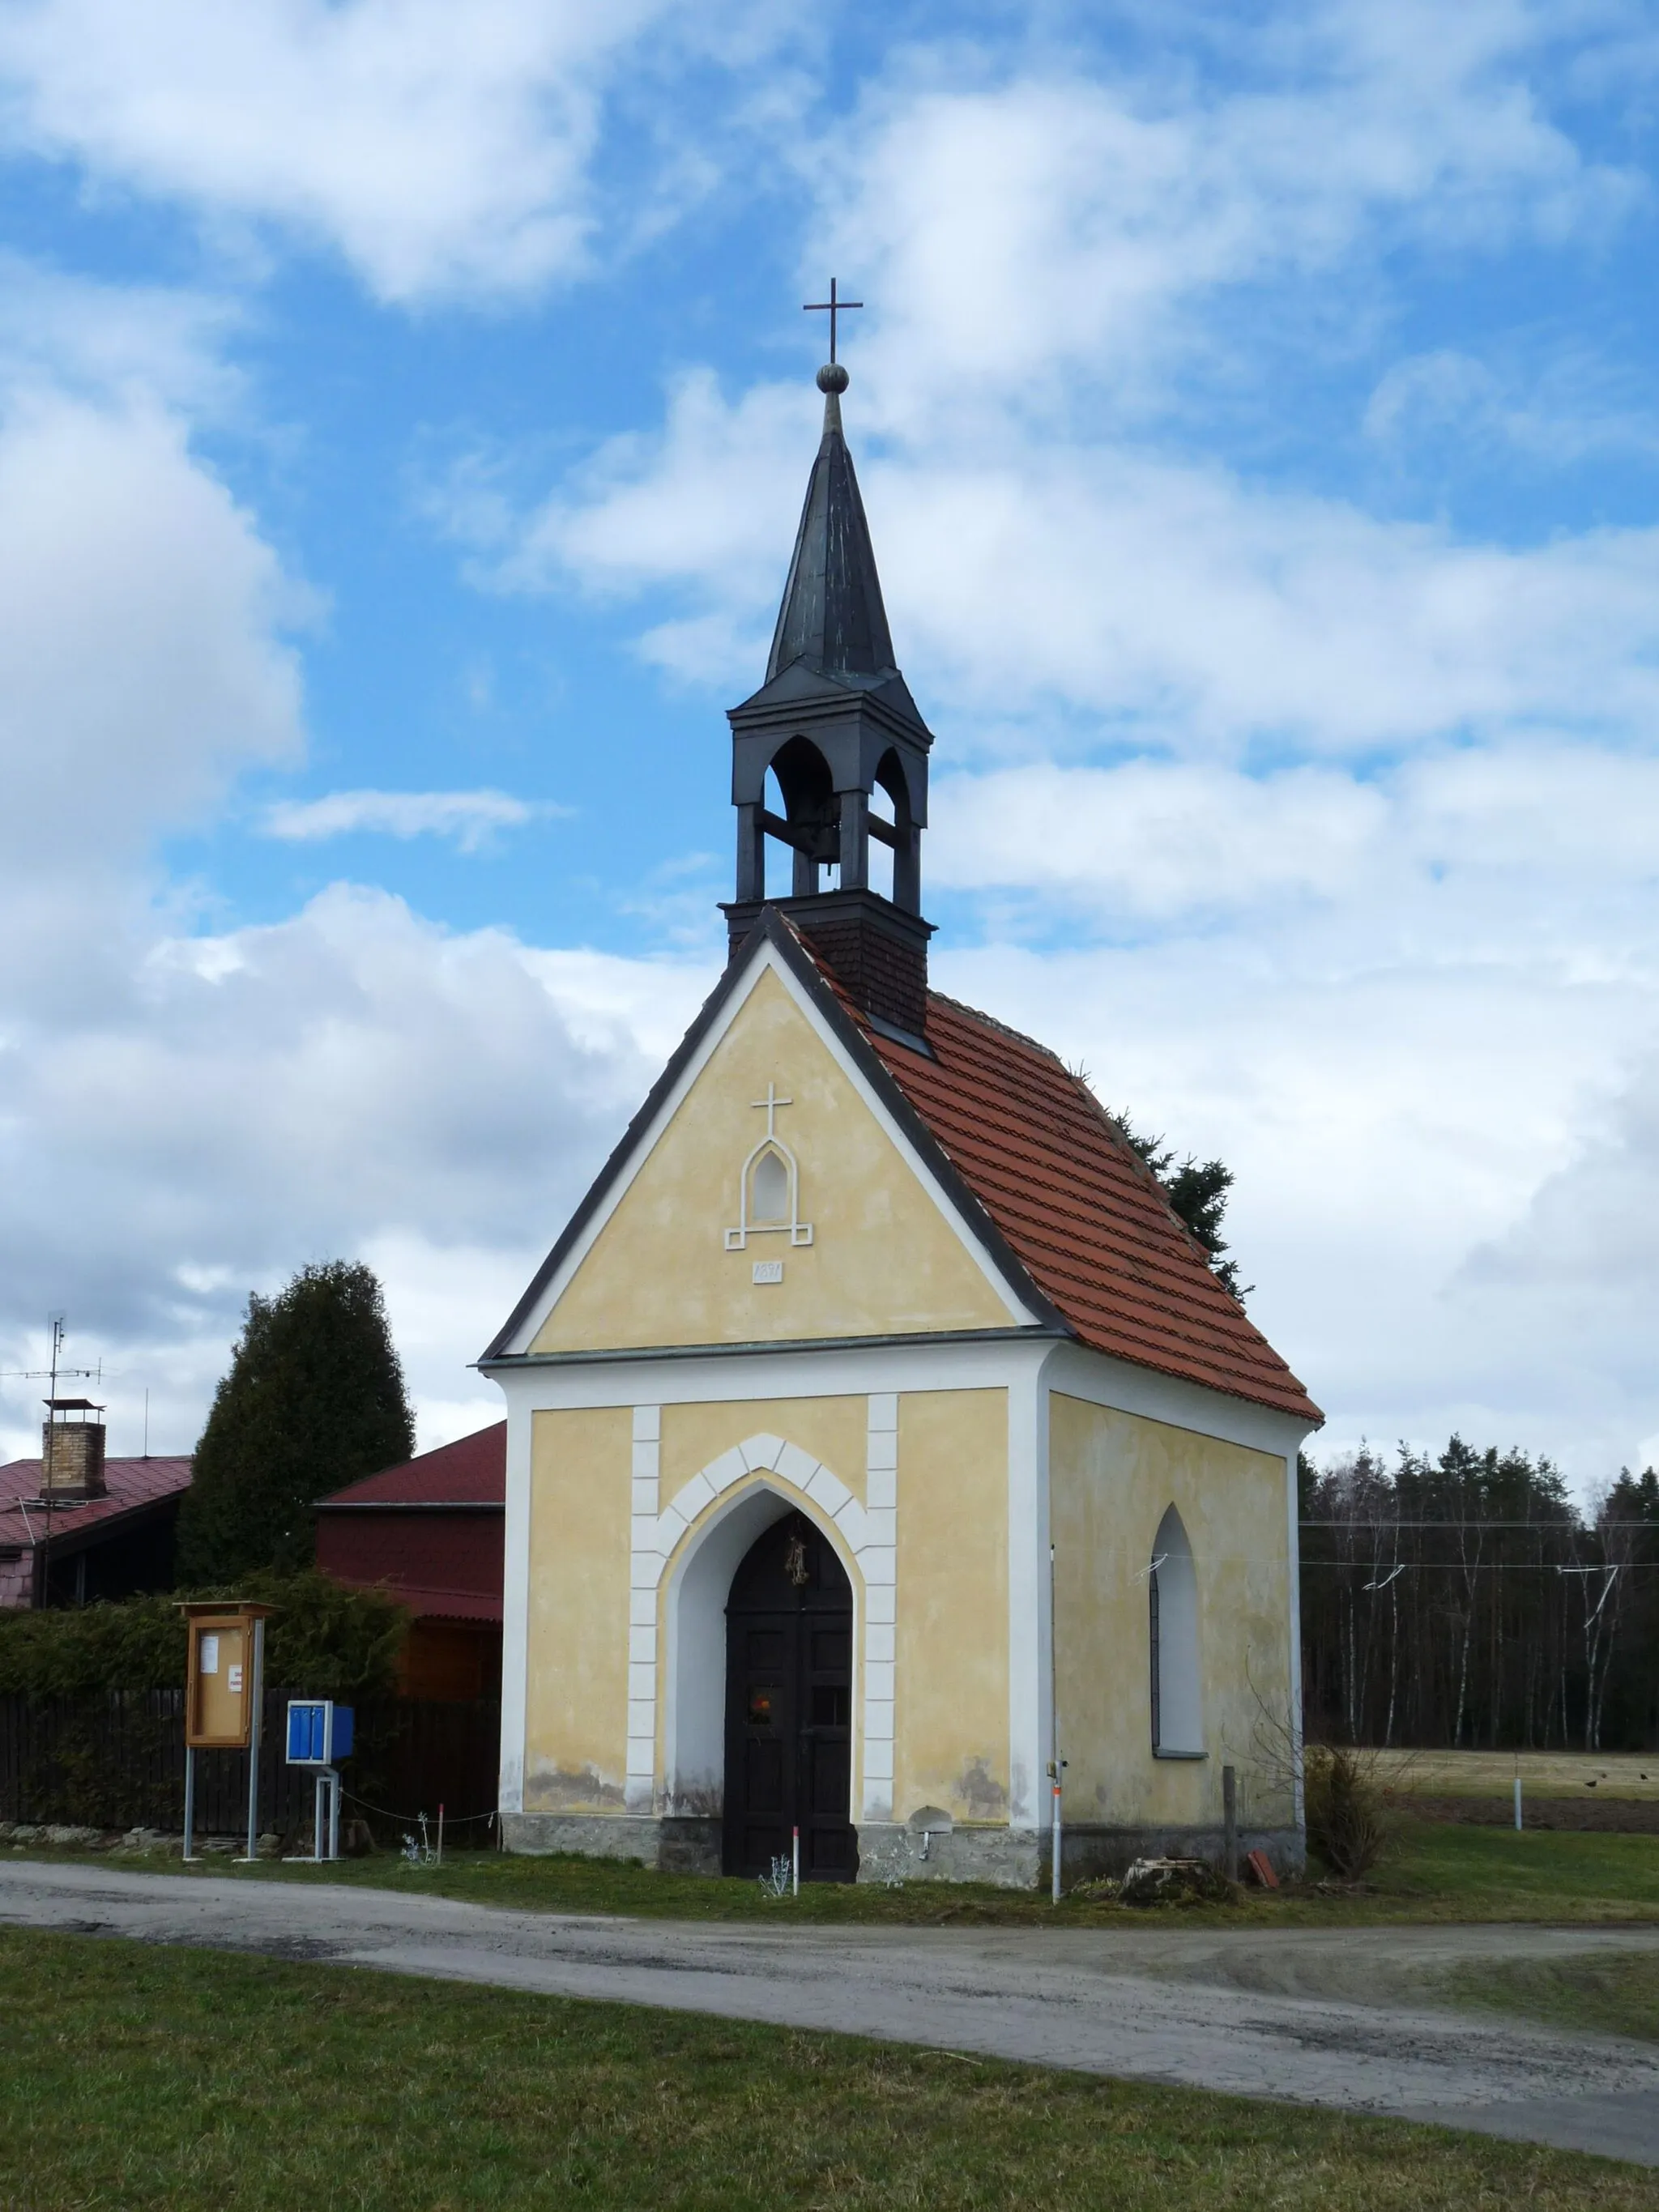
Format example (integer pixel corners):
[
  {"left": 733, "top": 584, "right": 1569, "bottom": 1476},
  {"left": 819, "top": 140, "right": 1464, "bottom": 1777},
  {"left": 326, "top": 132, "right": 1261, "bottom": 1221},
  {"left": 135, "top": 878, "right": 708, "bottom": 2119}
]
[
  {"left": 530, "top": 967, "right": 1012, "bottom": 1354},
  {"left": 892, "top": 1389, "right": 1010, "bottom": 1827},
  {"left": 518, "top": 1386, "right": 1017, "bottom": 1836},
  {"left": 660, "top": 1396, "right": 869, "bottom": 1507},
  {"left": 1049, "top": 1393, "right": 1296, "bottom": 1835},
  {"left": 522, "top": 1404, "right": 632, "bottom": 1814}
]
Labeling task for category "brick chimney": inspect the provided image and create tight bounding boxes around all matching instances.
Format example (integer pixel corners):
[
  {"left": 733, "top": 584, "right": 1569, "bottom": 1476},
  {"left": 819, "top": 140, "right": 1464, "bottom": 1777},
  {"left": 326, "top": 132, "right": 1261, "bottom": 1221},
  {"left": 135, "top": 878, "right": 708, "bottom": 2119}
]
[{"left": 41, "top": 1401, "right": 107, "bottom": 1499}]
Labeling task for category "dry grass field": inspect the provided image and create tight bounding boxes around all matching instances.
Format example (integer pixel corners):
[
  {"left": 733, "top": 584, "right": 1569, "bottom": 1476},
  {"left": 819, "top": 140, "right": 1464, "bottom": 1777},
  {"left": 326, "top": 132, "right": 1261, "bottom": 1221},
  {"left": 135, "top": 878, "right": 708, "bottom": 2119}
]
[{"left": 1371, "top": 1750, "right": 1659, "bottom": 1800}]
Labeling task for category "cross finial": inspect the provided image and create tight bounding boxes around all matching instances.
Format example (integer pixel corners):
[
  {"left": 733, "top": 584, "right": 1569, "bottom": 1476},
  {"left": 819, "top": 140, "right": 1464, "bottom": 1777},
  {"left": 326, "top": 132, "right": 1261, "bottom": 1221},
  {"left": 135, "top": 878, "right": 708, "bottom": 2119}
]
[{"left": 804, "top": 276, "right": 863, "bottom": 366}]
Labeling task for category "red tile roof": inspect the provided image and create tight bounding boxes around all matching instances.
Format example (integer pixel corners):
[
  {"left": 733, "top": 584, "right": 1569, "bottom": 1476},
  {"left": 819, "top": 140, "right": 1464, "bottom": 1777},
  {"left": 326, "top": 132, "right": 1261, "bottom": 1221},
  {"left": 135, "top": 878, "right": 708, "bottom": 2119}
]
[
  {"left": 802, "top": 944, "right": 1320, "bottom": 1425},
  {"left": 318, "top": 1422, "right": 505, "bottom": 1508}
]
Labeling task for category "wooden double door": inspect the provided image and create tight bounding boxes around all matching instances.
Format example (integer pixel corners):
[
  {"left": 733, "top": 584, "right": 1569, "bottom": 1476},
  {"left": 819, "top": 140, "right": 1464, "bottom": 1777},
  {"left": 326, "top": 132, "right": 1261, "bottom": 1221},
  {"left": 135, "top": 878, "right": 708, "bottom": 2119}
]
[{"left": 722, "top": 1511, "right": 858, "bottom": 1882}]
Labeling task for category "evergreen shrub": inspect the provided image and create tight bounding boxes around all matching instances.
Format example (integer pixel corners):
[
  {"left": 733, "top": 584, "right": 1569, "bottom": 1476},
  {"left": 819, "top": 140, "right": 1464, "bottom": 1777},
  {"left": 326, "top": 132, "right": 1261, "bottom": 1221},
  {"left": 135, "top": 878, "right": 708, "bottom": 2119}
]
[{"left": 0, "top": 1572, "right": 407, "bottom": 1700}]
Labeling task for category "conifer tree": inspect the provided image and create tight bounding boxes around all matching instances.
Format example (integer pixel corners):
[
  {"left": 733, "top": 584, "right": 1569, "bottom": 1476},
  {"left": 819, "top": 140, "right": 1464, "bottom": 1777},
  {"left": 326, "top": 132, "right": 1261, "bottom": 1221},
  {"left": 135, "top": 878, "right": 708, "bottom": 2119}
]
[
  {"left": 176, "top": 1260, "right": 414, "bottom": 1584},
  {"left": 1108, "top": 1112, "right": 1250, "bottom": 1302}
]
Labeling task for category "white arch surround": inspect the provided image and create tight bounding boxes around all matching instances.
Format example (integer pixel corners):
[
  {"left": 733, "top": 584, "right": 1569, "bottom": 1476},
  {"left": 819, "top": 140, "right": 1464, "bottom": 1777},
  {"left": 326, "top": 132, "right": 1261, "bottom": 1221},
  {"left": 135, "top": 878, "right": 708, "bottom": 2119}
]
[
  {"left": 663, "top": 1479, "right": 846, "bottom": 1814},
  {"left": 1150, "top": 1503, "right": 1202, "bottom": 1756},
  {"left": 625, "top": 1409, "right": 899, "bottom": 1820}
]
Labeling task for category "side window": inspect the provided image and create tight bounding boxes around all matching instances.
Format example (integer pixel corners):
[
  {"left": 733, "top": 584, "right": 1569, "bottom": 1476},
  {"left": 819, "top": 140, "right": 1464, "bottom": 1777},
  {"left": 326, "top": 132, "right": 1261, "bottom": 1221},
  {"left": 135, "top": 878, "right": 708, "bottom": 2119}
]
[{"left": 1149, "top": 1504, "right": 1202, "bottom": 1754}]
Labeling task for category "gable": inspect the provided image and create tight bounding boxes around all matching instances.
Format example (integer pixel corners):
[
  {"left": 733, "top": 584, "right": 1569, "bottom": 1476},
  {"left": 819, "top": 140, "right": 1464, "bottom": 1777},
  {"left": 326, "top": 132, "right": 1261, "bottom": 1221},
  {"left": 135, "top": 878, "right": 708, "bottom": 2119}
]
[{"left": 524, "top": 961, "right": 1026, "bottom": 1355}]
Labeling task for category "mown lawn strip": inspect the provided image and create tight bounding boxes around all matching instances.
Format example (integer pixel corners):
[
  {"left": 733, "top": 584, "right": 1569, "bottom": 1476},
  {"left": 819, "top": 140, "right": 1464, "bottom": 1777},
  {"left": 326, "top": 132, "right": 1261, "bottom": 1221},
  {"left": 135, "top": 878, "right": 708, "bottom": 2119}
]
[{"left": 0, "top": 1929, "right": 1653, "bottom": 2210}]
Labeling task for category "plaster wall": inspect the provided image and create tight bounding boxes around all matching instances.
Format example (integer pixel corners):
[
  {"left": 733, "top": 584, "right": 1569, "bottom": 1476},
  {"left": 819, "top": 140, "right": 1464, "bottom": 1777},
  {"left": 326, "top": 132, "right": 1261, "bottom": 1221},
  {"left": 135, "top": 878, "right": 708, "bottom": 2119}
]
[
  {"left": 893, "top": 1388, "right": 1010, "bottom": 1828},
  {"left": 661, "top": 1396, "right": 868, "bottom": 1507},
  {"left": 530, "top": 969, "right": 1010, "bottom": 1353},
  {"left": 523, "top": 1404, "right": 631, "bottom": 1814},
  {"left": 1049, "top": 1393, "right": 1296, "bottom": 1835}
]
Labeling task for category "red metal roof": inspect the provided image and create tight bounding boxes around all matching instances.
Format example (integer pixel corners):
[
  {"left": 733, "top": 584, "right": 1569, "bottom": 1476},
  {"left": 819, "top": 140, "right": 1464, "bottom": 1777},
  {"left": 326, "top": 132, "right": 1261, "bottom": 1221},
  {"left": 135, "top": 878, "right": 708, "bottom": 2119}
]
[
  {"left": 0, "top": 1456, "right": 194, "bottom": 1609},
  {"left": 0, "top": 1455, "right": 193, "bottom": 1542},
  {"left": 801, "top": 944, "right": 1320, "bottom": 1426},
  {"left": 318, "top": 1422, "right": 505, "bottom": 1508}
]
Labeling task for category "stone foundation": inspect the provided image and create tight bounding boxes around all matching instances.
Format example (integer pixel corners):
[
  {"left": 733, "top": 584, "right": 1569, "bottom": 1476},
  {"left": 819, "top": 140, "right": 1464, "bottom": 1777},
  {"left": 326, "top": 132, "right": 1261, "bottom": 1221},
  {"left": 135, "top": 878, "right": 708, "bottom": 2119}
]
[
  {"left": 503, "top": 1812, "right": 720, "bottom": 1872},
  {"left": 1051, "top": 1823, "right": 1306, "bottom": 1886},
  {"left": 853, "top": 1822, "right": 1044, "bottom": 1887},
  {"left": 503, "top": 1811, "right": 1304, "bottom": 1888}
]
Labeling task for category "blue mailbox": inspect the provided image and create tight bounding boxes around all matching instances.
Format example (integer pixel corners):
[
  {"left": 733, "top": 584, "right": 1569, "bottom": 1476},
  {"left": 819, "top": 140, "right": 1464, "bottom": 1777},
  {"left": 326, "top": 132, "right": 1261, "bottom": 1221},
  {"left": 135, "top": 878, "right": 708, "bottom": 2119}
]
[{"left": 286, "top": 1700, "right": 354, "bottom": 1766}]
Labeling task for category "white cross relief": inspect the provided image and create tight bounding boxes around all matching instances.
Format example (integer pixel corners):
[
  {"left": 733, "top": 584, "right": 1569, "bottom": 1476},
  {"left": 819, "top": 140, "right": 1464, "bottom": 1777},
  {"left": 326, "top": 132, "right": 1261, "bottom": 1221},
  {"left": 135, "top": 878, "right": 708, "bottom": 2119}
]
[
  {"left": 724, "top": 1080, "right": 814, "bottom": 1250},
  {"left": 753, "top": 1080, "right": 790, "bottom": 1136}
]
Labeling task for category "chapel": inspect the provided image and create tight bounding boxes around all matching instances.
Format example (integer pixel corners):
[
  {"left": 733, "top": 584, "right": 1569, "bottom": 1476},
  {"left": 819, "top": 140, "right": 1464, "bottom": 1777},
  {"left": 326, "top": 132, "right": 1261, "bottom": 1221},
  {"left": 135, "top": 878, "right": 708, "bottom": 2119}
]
[{"left": 482, "top": 339, "right": 1322, "bottom": 1886}]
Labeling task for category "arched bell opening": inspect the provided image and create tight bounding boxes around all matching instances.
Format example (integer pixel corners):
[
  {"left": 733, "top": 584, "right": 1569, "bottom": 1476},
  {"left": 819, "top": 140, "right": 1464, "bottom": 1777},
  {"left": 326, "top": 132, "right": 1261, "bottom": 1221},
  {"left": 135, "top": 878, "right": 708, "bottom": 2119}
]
[
  {"left": 722, "top": 1508, "right": 857, "bottom": 1881},
  {"left": 764, "top": 735, "right": 840, "bottom": 897},
  {"left": 871, "top": 747, "right": 919, "bottom": 908}
]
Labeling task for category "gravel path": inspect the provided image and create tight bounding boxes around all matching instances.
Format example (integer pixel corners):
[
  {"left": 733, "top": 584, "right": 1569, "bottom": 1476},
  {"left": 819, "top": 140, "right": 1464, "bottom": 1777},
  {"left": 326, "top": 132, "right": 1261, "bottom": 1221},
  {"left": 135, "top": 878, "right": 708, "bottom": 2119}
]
[{"left": 5, "top": 1860, "right": 1659, "bottom": 2167}]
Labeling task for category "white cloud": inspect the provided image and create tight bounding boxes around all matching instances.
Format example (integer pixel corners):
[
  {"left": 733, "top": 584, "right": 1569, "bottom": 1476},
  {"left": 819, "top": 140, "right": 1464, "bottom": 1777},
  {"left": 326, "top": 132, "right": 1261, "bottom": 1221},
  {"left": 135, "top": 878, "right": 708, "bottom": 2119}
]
[
  {"left": 0, "top": 253, "right": 245, "bottom": 416},
  {"left": 490, "top": 372, "right": 1659, "bottom": 753},
  {"left": 927, "top": 744, "right": 1659, "bottom": 931},
  {"left": 0, "top": 377, "right": 311, "bottom": 1029},
  {"left": 932, "top": 761, "right": 1386, "bottom": 916},
  {"left": 0, "top": 0, "right": 787, "bottom": 302},
  {"left": 0, "top": 883, "right": 714, "bottom": 1464},
  {"left": 264, "top": 787, "right": 561, "bottom": 853},
  {"left": 1364, "top": 347, "right": 1659, "bottom": 465},
  {"left": 806, "top": 15, "right": 1637, "bottom": 430}
]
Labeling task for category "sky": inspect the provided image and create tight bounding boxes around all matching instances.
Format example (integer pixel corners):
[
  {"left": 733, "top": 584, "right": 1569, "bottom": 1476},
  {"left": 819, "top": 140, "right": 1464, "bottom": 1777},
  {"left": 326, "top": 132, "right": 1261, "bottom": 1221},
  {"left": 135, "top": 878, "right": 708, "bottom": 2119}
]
[{"left": 3, "top": 0, "right": 1659, "bottom": 1490}]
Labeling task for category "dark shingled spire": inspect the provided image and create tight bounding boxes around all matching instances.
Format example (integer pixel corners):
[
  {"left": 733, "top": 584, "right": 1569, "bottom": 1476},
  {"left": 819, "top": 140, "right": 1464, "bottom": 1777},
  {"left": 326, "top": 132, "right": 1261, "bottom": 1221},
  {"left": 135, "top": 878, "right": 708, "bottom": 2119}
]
[
  {"left": 766, "top": 369, "right": 897, "bottom": 685},
  {"left": 723, "top": 347, "right": 935, "bottom": 1038}
]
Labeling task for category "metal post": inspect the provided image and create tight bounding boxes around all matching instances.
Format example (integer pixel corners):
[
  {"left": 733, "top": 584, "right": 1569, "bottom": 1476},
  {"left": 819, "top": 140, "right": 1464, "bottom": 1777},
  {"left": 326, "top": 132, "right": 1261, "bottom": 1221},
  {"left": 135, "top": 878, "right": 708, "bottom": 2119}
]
[
  {"left": 791, "top": 1825, "right": 800, "bottom": 1897},
  {"left": 1514, "top": 1774, "right": 1523, "bottom": 1832},
  {"left": 182, "top": 1745, "right": 196, "bottom": 1862},
  {"left": 1222, "top": 1764, "right": 1239, "bottom": 1883},
  {"left": 1049, "top": 1541, "right": 1062, "bottom": 1904},
  {"left": 328, "top": 1770, "right": 341, "bottom": 1863},
  {"left": 241, "top": 1616, "right": 265, "bottom": 1861}
]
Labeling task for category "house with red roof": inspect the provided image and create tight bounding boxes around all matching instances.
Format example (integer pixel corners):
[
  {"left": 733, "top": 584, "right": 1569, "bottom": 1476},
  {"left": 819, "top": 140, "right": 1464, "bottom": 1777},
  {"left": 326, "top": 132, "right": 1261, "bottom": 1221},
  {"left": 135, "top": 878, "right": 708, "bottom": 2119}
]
[
  {"left": 480, "top": 352, "right": 1321, "bottom": 1887},
  {"left": 0, "top": 1403, "right": 192, "bottom": 1609},
  {"left": 314, "top": 1423, "right": 504, "bottom": 1700}
]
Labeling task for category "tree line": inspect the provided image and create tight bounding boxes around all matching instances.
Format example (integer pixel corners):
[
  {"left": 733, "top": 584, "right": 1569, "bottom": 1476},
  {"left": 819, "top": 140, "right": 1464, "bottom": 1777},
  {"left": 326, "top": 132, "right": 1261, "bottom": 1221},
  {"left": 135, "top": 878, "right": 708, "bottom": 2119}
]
[{"left": 1299, "top": 1440, "right": 1659, "bottom": 1754}]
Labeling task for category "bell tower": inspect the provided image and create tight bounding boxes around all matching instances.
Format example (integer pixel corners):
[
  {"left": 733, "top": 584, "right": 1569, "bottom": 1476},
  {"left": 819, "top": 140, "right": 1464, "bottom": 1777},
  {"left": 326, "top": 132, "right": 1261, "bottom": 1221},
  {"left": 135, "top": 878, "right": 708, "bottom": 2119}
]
[{"left": 721, "top": 290, "right": 934, "bottom": 1040}]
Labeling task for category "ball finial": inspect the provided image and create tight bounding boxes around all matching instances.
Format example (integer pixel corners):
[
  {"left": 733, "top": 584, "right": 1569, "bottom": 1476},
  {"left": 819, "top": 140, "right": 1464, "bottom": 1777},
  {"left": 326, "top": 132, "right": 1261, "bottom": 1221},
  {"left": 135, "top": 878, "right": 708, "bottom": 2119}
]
[{"left": 817, "top": 361, "right": 850, "bottom": 394}]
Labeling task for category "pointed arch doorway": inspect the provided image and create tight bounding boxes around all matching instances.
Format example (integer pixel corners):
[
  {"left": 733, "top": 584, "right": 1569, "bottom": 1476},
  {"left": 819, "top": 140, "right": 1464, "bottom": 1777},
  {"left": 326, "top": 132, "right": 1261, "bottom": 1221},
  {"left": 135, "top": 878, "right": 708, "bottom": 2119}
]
[{"left": 723, "top": 1510, "right": 858, "bottom": 1881}]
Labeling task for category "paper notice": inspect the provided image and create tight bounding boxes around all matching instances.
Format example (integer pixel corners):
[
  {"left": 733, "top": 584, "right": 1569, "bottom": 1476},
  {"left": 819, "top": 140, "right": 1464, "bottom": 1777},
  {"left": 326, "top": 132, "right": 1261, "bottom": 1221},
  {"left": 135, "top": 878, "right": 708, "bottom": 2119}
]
[
  {"left": 228, "top": 1664, "right": 243, "bottom": 1694},
  {"left": 200, "top": 1634, "right": 220, "bottom": 1675}
]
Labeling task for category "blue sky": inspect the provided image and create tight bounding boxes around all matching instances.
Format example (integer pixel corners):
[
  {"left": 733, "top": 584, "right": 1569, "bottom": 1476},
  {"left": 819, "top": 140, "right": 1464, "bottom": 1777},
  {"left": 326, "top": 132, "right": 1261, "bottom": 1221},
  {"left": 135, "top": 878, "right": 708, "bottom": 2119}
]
[{"left": 5, "top": 0, "right": 1659, "bottom": 1486}]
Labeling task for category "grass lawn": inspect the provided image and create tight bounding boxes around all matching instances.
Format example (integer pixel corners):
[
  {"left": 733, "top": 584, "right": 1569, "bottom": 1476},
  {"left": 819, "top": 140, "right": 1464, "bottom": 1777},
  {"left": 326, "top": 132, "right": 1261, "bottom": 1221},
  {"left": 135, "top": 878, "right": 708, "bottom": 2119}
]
[
  {"left": 0, "top": 1929, "right": 1652, "bottom": 2211},
  {"left": 1450, "top": 1951, "right": 1659, "bottom": 2045},
  {"left": 17, "top": 1818, "right": 1657, "bottom": 1928}
]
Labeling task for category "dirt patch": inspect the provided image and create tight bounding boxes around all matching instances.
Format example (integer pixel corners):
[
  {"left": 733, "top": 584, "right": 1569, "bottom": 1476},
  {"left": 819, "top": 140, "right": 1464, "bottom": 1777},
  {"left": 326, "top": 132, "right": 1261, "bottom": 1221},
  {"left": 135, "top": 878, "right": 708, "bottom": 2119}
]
[{"left": 1392, "top": 1793, "right": 1659, "bottom": 1833}]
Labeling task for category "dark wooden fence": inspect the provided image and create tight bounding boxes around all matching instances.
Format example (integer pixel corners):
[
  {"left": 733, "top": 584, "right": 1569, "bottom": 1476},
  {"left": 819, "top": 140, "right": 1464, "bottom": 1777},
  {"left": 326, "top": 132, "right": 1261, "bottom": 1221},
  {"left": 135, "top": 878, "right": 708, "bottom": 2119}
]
[{"left": 0, "top": 1690, "right": 501, "bottom": 1847}]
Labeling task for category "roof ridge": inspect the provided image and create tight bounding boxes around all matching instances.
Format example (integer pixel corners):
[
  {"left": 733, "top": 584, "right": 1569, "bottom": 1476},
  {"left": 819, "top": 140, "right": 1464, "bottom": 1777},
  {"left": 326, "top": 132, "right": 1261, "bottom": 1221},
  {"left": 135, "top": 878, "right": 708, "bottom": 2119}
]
[{"left": 925, "top": 991, "right": 1068, "bottom": 1067}]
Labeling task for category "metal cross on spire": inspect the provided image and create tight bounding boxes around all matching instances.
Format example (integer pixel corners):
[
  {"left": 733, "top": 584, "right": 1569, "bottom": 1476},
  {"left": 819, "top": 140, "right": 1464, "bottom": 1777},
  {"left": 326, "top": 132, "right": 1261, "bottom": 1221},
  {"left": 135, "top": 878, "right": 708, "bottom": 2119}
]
[{"left": 803, "top": 276, "right": 863, "bottom": 364}]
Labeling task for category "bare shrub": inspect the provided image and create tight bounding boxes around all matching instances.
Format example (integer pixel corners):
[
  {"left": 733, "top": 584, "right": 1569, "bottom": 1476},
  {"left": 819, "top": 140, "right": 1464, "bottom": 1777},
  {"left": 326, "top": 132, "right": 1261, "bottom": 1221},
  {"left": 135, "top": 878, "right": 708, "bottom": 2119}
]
[{"left": 1303, "top": 1744, "right": 1388, "bottom": 1879}]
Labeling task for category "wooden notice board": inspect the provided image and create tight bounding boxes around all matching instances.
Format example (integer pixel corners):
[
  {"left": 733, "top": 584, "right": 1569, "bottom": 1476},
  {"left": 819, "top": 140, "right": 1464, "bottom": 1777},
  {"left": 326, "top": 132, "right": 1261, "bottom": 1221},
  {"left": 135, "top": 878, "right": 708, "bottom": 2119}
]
[{"left": 180, "top": 1603, "right": 275, "bottom": 1750}]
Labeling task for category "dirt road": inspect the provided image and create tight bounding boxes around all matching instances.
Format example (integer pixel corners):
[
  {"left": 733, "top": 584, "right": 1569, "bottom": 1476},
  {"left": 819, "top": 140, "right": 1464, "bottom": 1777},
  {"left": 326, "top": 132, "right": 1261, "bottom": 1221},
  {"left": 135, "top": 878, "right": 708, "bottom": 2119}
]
[{"left": 4, "top": 1859, "right": 1658, "bottom": 2166}]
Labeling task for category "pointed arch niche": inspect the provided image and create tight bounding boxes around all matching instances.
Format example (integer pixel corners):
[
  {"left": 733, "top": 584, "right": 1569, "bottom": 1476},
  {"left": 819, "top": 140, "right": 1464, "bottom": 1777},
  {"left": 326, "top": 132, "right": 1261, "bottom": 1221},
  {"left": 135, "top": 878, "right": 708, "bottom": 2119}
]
[{"left": 1149, "top": 1504, "right": 1203, "bottom": 1756}]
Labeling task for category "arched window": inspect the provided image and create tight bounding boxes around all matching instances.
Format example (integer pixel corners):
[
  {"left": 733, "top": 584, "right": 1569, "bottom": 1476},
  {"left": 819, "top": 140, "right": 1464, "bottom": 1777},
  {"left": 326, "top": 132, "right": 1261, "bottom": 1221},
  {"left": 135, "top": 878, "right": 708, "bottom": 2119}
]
[
  {"left": 751, "top": 1146, "right": 789, "bottom": 1225},
  {"left": 1149, "top": 1504, "right": 1202, "bottom": 1755}
]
